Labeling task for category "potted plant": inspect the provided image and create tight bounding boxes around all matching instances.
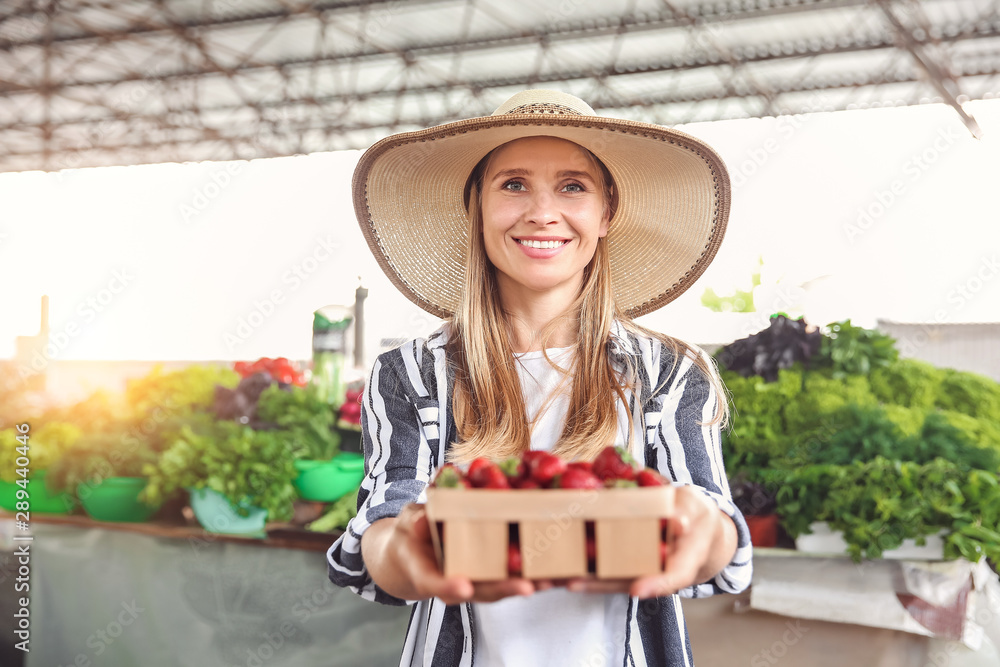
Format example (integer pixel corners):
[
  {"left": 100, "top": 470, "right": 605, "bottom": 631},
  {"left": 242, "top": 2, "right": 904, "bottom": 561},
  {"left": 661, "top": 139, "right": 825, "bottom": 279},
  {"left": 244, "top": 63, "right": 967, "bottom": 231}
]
[
  {"left": 0, "top": 422, "right": 82, "bottom": 514},
  {"left": 46, "top": 430, "right": 161, "bottom": 522},
  {"left": 730, "top": 475, "right": 780, "bottom": 548},
  {"left": 142, "top": 419, "right": 298, "bottom": 535}
]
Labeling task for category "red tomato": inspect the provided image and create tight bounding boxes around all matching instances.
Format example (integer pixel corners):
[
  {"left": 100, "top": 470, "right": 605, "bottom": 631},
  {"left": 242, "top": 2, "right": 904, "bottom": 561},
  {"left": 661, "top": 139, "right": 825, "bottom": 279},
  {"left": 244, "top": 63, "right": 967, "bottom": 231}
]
[{"left": 339, "top": 403, "right": 362, "bottom": 422}]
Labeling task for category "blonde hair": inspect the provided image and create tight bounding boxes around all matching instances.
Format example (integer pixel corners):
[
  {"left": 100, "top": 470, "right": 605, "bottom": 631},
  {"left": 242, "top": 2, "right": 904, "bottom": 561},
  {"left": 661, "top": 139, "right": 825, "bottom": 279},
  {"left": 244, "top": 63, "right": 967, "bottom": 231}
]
[{"left": 446, "top": 138, "right": 728, "bottom": 464}]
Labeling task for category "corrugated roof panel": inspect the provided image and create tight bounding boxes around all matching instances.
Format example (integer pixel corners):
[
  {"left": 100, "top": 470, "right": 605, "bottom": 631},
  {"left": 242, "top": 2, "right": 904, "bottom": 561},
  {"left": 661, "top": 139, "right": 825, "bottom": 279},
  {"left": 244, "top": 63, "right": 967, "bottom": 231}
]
[{"left": 1, "top": 0, "right": 996, "bottom": 171}]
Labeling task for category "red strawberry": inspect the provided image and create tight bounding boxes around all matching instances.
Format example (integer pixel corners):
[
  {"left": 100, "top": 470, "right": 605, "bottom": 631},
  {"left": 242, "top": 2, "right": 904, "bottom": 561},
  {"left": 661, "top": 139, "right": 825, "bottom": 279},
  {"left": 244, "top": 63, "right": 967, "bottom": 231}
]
[
  {"left": 513, "top": 478, "right": 541, "bottom": 489},
  {"left": 567, "top": 461, "right": 594, "bottom": 473},
  {"left": 636, "top": 469, "right": 667, "bottom": 487},
  {"left": 433, "top": 463, "right": 466, "bottom": 488},
  {"left": 467, "top": 457, "right": 492, "bottom": 479},
  {"left": 508, "top": 541, "right": 523, "bottom": 576},
  {"left": 499, "top": 456, "right": 526, "bottom": 484},
  {"left": 526, "top": 451, "right": 567, "bottom": 486},
  {"left": 554, "top": 467, "right": 602, "bottom": 490},
  {"left": 520, "top": 450, "right": 547, "bottom": 468},
  {"left": 604, "top": 479, "right": 638, "bottom": 488},
  {"left": 468, "top": 460, "right": 510, "bottom": 489},
  {"left": 592, "top": 446, "right": 637, "bottom": 481}
]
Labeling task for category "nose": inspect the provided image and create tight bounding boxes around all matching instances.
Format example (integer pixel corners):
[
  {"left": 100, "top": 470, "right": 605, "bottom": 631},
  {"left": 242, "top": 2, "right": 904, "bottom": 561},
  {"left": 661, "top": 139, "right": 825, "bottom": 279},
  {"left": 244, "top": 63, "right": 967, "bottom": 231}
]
[{"left": 525, "top": 190, "right": 558, "bottom": 225}]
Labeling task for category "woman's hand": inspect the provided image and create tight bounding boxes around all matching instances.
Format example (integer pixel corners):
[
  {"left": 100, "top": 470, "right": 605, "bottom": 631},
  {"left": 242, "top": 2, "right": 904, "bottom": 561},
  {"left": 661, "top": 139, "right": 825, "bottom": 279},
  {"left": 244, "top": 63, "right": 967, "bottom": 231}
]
[
  {"left": 565, "top": 485, "right": 738, "bottom": 598},
  {"left": 361, "top": 503, "right": 539, "bottom": 605}
]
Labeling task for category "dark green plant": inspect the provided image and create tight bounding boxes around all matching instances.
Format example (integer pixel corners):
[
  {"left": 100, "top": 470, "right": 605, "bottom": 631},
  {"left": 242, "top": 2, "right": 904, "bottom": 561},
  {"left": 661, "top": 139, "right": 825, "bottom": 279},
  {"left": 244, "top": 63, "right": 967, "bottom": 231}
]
[
  {"left": 910, "top": 412, "right": 999, "bottom": 472},
  {"left": 141, "top": 419, "right": 298, "bottom": 522},
  {"left": 255, "top": 384, "right": 340, "bottom": 460},
  {"left": 938, "top": 410, "right": 1000, "bottom": 457},
  {"left": 801, "top": 404, "right": 905, "bottom": 466},
  {"left": 777, "top": 457, "right": 1000, "bottom": 563},
  {"left": 797, "top": 404, "right": 999, "bottom": 471},
  {"left": 816, "top": 319, "right": 899, "bottom": 378},
  {"left": 773, "top": 463, "right": 840, "bottom": 538},
  {"left": 948, "top": 470, "right": 1000, "bottom": 564}
]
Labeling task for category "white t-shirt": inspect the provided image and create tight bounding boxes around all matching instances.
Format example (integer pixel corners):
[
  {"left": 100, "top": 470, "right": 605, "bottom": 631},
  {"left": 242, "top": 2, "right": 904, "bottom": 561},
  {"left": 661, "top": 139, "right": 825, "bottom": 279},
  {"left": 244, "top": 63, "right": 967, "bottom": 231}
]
[{"left": 472, "top": 347, "right": 631, "bottom": 667}]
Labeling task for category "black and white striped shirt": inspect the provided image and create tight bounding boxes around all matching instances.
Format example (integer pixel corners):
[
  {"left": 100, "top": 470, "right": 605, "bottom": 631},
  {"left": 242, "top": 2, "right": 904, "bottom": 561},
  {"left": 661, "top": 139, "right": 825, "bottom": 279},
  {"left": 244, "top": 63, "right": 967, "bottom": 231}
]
[{"left": 327, "top": 321, "right": 753, "bottom": 666}]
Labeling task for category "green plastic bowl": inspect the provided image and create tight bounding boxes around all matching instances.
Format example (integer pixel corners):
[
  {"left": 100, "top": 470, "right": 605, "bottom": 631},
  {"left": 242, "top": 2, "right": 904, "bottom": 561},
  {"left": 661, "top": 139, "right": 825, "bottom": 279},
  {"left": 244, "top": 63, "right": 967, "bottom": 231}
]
[
  {"left": 293, "top": 453, "right": 365, "bottom": 502},
  {"left": 188, "top": 487, "right": 268, "bottom": 535},
  {"left": 0, "top": 470, "right": 74, "bottom": 514},
  {"left": 78, "top": 477, "right": 158, "bottom": 522}
]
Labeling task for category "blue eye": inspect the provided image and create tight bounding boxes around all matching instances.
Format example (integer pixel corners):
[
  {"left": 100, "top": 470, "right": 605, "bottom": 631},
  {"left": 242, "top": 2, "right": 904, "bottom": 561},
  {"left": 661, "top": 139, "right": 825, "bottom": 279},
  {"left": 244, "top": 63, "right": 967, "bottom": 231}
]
[
  {"left": 503, "top": 180, "right": 526, "bottom": 192},
  {"left": 562, "top": 183, "right": 585, "bottom": 193}
]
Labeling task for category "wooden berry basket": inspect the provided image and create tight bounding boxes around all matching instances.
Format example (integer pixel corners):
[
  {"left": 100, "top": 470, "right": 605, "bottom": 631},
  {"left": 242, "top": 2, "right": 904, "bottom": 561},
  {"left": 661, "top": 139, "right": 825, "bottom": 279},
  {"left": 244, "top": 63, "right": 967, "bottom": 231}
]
[{"left": 425, "top": 486, "right": 675, "bottom": 581}]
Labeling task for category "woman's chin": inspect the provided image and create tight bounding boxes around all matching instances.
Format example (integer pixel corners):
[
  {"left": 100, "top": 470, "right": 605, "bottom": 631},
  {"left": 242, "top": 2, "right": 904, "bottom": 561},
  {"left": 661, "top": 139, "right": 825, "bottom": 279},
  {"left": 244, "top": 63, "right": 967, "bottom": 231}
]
[{"left": 499, "top": 275, "right": 585, "bottom": 300}]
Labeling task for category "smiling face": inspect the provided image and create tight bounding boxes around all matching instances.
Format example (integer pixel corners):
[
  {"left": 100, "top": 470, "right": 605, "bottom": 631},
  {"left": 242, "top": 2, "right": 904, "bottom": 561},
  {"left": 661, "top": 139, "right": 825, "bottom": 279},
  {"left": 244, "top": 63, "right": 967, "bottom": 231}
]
[{"left": 479, "top": 136, "right": 611, "bottom": 307}]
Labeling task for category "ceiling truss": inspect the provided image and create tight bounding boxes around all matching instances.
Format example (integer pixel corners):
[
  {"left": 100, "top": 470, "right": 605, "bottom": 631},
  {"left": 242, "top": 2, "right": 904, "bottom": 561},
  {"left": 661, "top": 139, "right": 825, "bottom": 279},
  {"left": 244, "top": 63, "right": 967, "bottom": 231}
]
[{"left": 0, "top": 0, "right": 998, "bottom": 172}]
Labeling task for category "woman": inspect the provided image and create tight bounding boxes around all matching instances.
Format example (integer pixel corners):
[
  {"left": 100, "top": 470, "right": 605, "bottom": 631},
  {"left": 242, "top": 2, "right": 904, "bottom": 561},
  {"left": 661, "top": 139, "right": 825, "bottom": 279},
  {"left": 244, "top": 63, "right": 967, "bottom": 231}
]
[{"left": 328, "top": 90, "right": 751, "bottom": 666}]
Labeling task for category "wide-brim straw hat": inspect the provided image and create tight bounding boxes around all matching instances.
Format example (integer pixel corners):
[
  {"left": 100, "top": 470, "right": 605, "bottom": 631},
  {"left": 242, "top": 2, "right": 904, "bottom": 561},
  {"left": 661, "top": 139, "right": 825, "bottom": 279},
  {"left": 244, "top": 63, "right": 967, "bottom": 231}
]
[{"left": 353, "top": 89, "right": 730, "bottom": 319}]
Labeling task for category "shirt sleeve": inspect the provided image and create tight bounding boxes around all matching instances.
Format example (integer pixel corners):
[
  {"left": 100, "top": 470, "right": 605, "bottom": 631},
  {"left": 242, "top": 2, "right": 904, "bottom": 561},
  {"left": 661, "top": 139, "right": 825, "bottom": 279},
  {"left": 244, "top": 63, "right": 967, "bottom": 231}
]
[
  {"left": 648, "top": 346, "right": 753, "bottom": 598},
  {"left": 326, "top": 346, "right": 437, "bottom": 606}
]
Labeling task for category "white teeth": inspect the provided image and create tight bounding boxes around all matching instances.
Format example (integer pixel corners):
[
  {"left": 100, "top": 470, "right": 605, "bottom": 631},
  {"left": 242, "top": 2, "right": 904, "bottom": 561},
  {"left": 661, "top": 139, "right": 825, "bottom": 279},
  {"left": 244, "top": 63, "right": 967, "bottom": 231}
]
[{"left": 518, "top": 239, "right": 567, "bottom": 249}]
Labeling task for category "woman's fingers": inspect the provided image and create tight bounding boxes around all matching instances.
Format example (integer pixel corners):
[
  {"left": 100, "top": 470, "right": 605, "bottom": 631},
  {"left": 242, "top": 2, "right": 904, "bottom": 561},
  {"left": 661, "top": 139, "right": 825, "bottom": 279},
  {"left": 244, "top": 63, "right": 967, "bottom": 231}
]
[
  {"left": 472, "top": 578, "right": 535, "bottom": 602},
  {"left": 629, "top": 490, "right": 721, "bottom": 598},
  {"left": 397, "top": 486, "right": 731, "bottom": 604},
  {"left": 389, "top": 504, "right": 473, "bottom": 603},
  {"left": 565, "top": 577, "right": 632, "bottom": 595},
  {"left": 394, "top": 504, "right": 540, "bottom": 604}
]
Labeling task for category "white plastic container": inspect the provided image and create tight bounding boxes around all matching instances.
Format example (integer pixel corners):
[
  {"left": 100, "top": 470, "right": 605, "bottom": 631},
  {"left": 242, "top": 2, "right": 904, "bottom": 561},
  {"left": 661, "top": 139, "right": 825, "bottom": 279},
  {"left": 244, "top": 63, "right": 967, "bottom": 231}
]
[{"left": 795, "top": 521, "right": 945, "bottom": 560}]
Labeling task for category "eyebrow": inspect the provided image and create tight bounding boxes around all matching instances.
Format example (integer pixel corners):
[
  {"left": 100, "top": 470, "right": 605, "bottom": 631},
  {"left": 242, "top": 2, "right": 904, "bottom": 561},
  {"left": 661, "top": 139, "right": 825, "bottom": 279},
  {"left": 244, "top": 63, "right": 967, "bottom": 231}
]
[{"left": 490, "top": 168, "right": 597, "bottom": 182}]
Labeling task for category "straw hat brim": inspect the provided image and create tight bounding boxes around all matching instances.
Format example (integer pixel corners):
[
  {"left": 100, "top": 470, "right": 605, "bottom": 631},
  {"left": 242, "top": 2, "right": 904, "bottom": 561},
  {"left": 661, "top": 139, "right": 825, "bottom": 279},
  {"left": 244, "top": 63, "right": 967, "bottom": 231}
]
[{"left": 353, "top": 112, "right": 730, "bottom": 319}]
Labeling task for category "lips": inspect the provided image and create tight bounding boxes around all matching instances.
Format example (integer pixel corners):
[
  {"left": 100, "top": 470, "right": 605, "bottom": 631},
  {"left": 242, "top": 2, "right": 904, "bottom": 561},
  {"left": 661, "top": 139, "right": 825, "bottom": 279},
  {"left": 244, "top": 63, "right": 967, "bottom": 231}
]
[
  {"left": 513, "top": 237, "right": 571, "bottom": 259},
  {"left": 515, "top": 238, "right": 570, "bottom": 249}
]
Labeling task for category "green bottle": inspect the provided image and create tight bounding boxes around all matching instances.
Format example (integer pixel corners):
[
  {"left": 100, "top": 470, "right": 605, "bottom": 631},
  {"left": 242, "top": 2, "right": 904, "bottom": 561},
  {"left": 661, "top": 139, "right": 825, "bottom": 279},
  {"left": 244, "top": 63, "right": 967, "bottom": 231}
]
[{"left": 312, "top": 305, "right": 353, "bottom": 406}]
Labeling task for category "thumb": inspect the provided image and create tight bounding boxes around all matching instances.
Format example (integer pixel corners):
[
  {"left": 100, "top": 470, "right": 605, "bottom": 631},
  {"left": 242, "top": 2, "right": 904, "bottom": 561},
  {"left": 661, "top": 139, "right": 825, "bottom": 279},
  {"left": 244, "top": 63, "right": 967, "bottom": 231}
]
[{"left": 411, "top": 509, "right": 431, "bottom": 539}]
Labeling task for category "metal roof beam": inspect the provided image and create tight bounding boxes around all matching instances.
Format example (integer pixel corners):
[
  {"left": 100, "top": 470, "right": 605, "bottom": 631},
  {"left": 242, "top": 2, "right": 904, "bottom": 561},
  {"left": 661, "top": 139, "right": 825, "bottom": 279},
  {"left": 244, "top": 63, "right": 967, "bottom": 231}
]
[
  {"left": 2, "top": 0, "right": 880, "bottom": 92},
  {"left": 1, "top": 0, "right": 458, "bottom": 47},
  {"left": 876, "top": 0, "right": 983, "bottom": 137},
  {"left": 8, "top": 12, "right": 998, "bottom": 103},
  {"left": 14, "top": 17, "right": 996, "bottom": 130},
  {"left": 6, "top": 61, "right": 995, "bottom": 153}
]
